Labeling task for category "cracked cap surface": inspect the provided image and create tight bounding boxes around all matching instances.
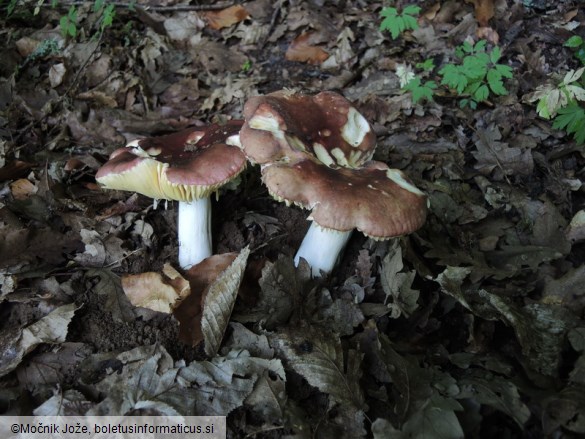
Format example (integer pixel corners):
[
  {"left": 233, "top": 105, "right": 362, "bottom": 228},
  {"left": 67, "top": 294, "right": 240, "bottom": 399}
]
[
  {"left": 240, "top": 90, "right": 427, "bottom": 237},
  {"left": 240, "top": 90, "right": 377, "bottom": 167}
]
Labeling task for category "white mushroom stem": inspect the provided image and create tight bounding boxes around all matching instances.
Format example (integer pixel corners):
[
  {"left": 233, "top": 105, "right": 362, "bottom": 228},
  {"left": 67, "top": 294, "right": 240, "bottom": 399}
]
[
  {"left": 294, "top": 222, "right": 353, "bottom": 277},
  {"left": 178, "top": 198, "right": 212, "bottom": 270}
]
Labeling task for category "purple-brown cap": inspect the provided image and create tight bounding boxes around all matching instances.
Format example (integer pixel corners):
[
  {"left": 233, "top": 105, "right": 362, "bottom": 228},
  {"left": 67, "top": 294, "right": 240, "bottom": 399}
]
[
  {"left": 263, "top": 159, "right": 427, "bottom": 238},
  {"left": 240, "top": 90, "right": 377, "bottom": 167},
  {"left": 240, "top": 90, "right": 427, "bottom": 239},
  {"left": 95, "top": 120, "right": 246, "bottom": 200}
]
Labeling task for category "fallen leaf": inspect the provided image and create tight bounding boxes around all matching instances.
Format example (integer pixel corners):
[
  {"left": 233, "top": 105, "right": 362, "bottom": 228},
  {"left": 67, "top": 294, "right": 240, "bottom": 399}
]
[
  {"left": 86, "top": 269, "right": 137, "bottom": 322},
  {"left": 380, "top": 241, "right": 420, "bottom": 318},
  {"left": 285, "top": 32, "right": 329, "bottom": 65},
  {"left": 49, "top": 63, "right": 66, "bottom": 88},
  {"left": 202, "top": 246, "right": 250, "bottom": 356},
  {"left": 33, "top": 390, "right": 93, "bottom": 415},
  {"left": 0, "top": 161, "right": 35, "bottom": 181},
  {"left": 473, "top": 124, "right": 533, "bottom": 178},
  {"left": 270, "top": 325, "right": 366, "bottom": 411},
  {"left": 465, "top": 0, "right": 495, "bottom": 27},
  {"left": 204, "top": 5, "right": 249, "bottom": 30},
  {"left": 0, "top": 303, "right": 77, "bottom": 378},
  {"left": 174, "top": 252, "right": 239, "bottom": 347},
  {"left": 122, "top": 264, "right": 190, "bottom": 313},
  {"left": 9, "top": 178, "right": 37, "bottom": 200},
  {"left": 17, "top": 342, "right": 93, "bottom": 393},
  {"left": 164, "top": 12, "right": 205, "bottom": 42},
  {"left": 476, "top": 26, "right": 499, "bottom": 44},
  {"left": 542, "top": 265, "right": 585, "bottom": 312},
  {"left": 458, "top": 372, "right": 531, "bottom": 428},
  {"left": 178, "top": 350, "right": 285, "bottom": 416},
  {"left": 566, "top": 210, "right": 585, "bottom": 242}
]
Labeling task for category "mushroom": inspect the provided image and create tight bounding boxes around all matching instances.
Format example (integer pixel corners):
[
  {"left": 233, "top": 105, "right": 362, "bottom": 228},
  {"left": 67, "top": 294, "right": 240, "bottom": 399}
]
[
  {"left": 240, "top": 90, "right": 427, "bottom": 277},
  {"left": 96, "top": 120, "right": 246, "bottom": 269}
]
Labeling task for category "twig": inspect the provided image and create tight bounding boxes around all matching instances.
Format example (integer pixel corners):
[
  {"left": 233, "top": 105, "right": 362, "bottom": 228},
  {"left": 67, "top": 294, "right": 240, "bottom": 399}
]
[
  {"left": 63, "top": 32, "right": 103, "bottom": 98},
  {"left": 43, "top": 1, "right": 236, "bottom": 11},
  {"left": 259, "top": 0, "right": 282, "bottom": 49}
]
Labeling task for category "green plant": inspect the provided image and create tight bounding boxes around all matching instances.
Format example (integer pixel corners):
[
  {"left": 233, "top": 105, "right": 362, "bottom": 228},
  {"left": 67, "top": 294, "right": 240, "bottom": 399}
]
[
  {"left": 525, "top": 68, "right": 585, "bottom": 144},
  {"left": 552, "top": 102, "right": 585, "bottom": 144},
  {"left": 379, "top": 4, "right": 420, "bottom": 40},
  {"left": 5, "top": 0, "right": 18, "bottom": 16},
  {"left": 241, "top": 59, "right": 252, "bottom": 72},
  {"left": 564, "top": 35, "right": 585, "bottom": 66},
  {"left": 527, "top": 68, "right": 585, "bottom": 119},
  {"left": 96, "top": 2, "right": 116, "bottom": 34},
  {"left": 403, "top": 76, "right": 437, "bottom": 103},
  {"left": 438, "top": 40, "right": 513, "bottom": 109},
  {"left": 60, "top": 5, "right": 78, "bottom": 38}
]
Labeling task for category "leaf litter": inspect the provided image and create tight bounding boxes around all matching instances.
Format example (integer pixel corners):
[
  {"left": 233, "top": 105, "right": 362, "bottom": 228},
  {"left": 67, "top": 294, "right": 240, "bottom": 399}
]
[{"left": 1, "top": 0, "right": 585, "bottom": 437}]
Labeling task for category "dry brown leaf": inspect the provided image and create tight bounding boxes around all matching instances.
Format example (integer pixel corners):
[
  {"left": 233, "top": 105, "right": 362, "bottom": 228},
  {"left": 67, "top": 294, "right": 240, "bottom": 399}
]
[
  {"left": 15, "top": 36, "right": 40, "bottom": 57},
  {"left": 201, "top": 246, "right": 250, "bottom": 356},
  {"left": 122, "top": 264, "right": 190, "bottom": 313},
  {"left": 285, "top": 32, "right": 329, "bottom": 65},
  {"left": 0, "top": 161, "right": 35, "bottom": 181},
  {"left": 95, "top": 193, "right": 143, "bottom": 221},
  {"left": 76, "top": 90, "right": 118, "bottom": 108},
  {"left": 0, "top": 303, "right": 78, "bottom": 378},
  {"left": 174, "top": 253, "right": 238, "bottom": 346},
  {"left": 563, "top": 9, "right": 579, "bottom": 22},
  {"left": 49, "top": 63, "right": 66, "bottom": 88},
  {"left": 10, "top": 178, "right": 37, "bottom": 200},
  {"left": 465, "top": 0, "right": 494, "bottom": 27},
  {"left": 477, "top": 26, "right": 499, "bottom": 44},
  {"left": 204, "top": 5, "right": 249, "bottom": 30},
  {"left": 423, "top": 2, "right": 442, "bottom": 20},
  {"left": 566, "top": 210, "right": 585, "bottom": 243}
]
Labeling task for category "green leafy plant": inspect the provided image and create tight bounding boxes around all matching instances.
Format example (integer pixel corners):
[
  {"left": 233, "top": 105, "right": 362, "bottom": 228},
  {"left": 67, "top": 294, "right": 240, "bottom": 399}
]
[
  {"left": 379, "top": 4, "right": 420, "bottom": 40},
  {"left": 241, "top": 59, "right": 252, "bottom": 72},
  {"left": 439, "top": 40, "right": 513, "bottom": 108},
  {"left": 564, "top": 35, "right": 585, "bottom": 66},
  {"left": 525, "top": 68, "right": 585, "bottom": 144},
  {"left": 97, "top": 2, "right": 116, "bottom": 34},
  {"left": 553, "top": 102, "right": 585, "bottom": 144},
  {"left": 5, "top": 0, "right": 18, "bottom": 16},
  {"left": 60, "top": 5, "right": 78, "bottom": 38},
  {"left": 526, "top": 68, "right": 585, "bottom": 119},
  {"left": 403, "top": 76, "right": 437, "bottom": 103}
]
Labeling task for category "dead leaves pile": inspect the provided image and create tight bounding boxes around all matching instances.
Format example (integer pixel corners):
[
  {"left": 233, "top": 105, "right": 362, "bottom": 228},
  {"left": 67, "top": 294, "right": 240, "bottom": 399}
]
[{"left": 1, "top": 0, "right": 585, "bottom": 438}]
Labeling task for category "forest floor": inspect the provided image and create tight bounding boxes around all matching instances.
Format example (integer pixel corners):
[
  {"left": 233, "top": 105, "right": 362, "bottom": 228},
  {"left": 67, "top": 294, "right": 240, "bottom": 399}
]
[{"left": 1, "top": 0, "right": 585, "bottom": 437}]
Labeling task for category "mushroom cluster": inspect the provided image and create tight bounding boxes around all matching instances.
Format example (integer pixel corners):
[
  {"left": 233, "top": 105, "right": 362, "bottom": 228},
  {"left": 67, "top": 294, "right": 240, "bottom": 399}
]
[
  {"left": 96, "top": 91, "right": 427, "bottom": 277},
  {"left": 96, "top": 120, "right": 245, "bottom": 270},
  {"left": 240, "top": 90, "right": 428, "bottom": 276}
]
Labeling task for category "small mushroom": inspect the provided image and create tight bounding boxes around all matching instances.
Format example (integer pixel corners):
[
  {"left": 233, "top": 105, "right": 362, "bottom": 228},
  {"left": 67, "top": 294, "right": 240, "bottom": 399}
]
[
  {"left": 240, "top": 90, "right": 427, "bottom": 277},
  {"left": 96, "top": 120, "right": 246, "bottom": 269}
]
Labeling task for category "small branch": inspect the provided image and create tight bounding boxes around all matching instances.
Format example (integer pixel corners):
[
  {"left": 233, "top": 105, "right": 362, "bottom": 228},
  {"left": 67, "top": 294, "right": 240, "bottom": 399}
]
[{"left": 45, "top": 1, "right": 236, "bottom": 11}]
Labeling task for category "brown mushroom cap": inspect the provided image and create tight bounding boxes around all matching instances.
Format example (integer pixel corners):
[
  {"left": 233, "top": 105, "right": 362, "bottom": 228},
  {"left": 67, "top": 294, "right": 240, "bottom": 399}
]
[
  {"left": 263, "top": 159, "right": 427, "bottom": 238},
  {"left": 240, "top": 90, "right": 427, "bottom": 238},
  {"left": 240, "top": 90, "right": 377, "bottom": 167},
  {"left": 95, "top": 120, "right": 246, "bottom": 201}
]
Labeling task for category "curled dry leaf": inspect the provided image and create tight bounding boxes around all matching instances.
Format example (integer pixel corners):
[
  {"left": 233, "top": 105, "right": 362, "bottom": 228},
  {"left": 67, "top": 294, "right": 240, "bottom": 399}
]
[
  {"left": 285, "top": 32, "right": 329, "bottom": 65},
  {"left": 201, "top": 246, "right": 250, "bottom": 356},
  {"left": 122, "top": 264, "right": 190, "bottom": 313},
  {"left": 49, "top": 63, "right": 66, "bottom": 88},
  {"left": 174, "top": 252, "right": 240, "bottom": 348},
  {"left": 203, "top": 5, "right": 250, "bottom": 30}
]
